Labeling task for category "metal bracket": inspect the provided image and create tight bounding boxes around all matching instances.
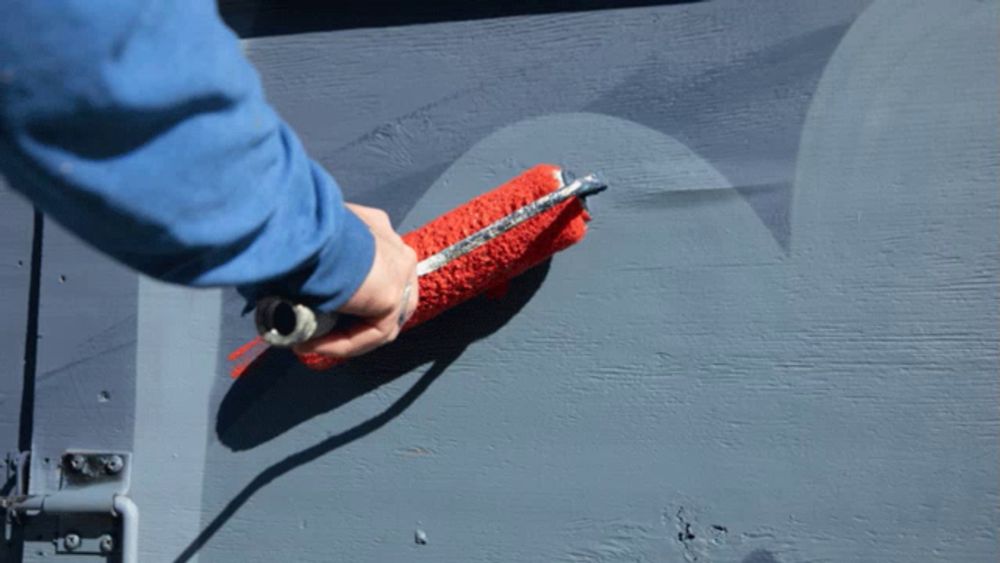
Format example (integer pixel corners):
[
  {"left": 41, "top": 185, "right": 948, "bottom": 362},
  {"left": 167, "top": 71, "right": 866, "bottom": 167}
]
[
  {"left": 2, "top": 450, "right": 31, "bottom": 543},
  {"left": 2, "top": 450, "right": 138, "bottom": 561}
]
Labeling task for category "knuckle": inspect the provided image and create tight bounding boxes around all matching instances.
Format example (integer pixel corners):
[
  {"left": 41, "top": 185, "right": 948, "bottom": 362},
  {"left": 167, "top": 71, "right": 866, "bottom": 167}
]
[
  {"left": 385, "top": 327, "right": 400, "bottom": 343},
  {"left": 377, "top": 316, "right": 398, "bottom": 337},
  {"left": 376, "top": 293, "right": 397, "bottom": 312}
]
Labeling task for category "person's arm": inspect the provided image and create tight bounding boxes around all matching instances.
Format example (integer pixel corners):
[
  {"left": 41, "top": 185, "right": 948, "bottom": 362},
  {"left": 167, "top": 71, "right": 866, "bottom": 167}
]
[{"left": 0, "top": 0, "right": 416, "bottom": 354}]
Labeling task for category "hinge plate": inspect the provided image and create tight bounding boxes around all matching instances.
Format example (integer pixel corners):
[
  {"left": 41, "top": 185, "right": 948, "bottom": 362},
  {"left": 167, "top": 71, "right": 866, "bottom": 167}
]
[{"left": 4, "top": 450, "right": 132, "bottom": 558}]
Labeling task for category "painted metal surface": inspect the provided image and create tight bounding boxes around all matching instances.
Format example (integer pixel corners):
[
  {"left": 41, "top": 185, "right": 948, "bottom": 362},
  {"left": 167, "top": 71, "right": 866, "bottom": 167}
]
[
  {"left": 0, "top": 181, "right": 31, "bottom": 458},
  {"left": 0, "top": 182, "right": 32, "bottom": 452},
  {"left": 25, "top": 218, "right": 138, "bottom": 495},
  {"left": 3, "top": 0, "right": 998, "bottom": 561},
  {"left": 0, "top": 179, "right": 33, "bottom": 562},
  {"left": 14, "top": 219, "right": 139, "bottom": 561}
]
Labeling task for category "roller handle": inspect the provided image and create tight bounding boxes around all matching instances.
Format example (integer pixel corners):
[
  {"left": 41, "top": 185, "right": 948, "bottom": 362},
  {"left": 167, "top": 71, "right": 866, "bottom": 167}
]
[{"left": 255, "top": 297, "right": 343, "bottom": 347}]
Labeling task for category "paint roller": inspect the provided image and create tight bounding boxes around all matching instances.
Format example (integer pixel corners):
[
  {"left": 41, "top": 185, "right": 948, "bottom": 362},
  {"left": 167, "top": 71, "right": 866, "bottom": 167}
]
[{"left": 252, "top": 164, "right": 606, "bottom": 372}]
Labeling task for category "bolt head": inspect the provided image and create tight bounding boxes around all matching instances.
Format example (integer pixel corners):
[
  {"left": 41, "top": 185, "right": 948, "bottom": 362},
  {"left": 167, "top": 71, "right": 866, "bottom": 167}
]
[
  {"left": 68, "top": 455, "right": 85, "bottom": 472},
  {"left": 64, "top": 533, "right": 81, "bottom": 550},
  {"left": 98, "top": 534, "right": 114, "bottom": 553},
  {"left": 104, "top": 455, "right": 124, "bottom": 474}
]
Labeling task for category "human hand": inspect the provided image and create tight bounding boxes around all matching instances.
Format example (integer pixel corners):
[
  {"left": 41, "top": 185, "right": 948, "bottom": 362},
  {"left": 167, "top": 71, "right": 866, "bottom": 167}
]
[{"left": 293, "top": 203, "right": 419, "bottom": 358}]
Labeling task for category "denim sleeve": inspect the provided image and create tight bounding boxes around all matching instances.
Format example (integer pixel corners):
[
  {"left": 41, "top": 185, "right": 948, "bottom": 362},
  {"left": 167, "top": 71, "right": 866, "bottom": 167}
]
[{"left": 0, "top": 0, "right": 374, "bottom": 313}]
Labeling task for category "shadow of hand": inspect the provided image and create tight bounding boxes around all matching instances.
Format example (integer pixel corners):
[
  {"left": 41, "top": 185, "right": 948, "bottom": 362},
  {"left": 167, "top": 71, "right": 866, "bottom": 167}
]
[
  {"left": 175, "top": 260, "right": 552, "bottom": 563},
  {"left": 216, "top": 259, "right": 552, "bottom": 451}
]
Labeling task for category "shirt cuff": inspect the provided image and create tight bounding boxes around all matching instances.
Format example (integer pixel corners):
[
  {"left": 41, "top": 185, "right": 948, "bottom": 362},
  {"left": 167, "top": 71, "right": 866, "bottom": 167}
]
[
  {"left": 238, "top": 207, "right": 375, "bottom": 315},
  {"left": 303, "top": 207, "right": 375, "bottom": 313}
]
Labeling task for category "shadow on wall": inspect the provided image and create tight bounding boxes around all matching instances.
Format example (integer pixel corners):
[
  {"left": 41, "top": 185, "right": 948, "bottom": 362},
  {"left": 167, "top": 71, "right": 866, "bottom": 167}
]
[
  {"left": 742, "top": 549, "right": 779, "bottom": 563},
  {"left": 216, "top": 259, "right": 552, "bottom": 451},
  {"left": 175, "top": 262, "right": 550, "bottom": 561},
  {"left": 219, "top": 0, "right": 706, "bottom": 37}
]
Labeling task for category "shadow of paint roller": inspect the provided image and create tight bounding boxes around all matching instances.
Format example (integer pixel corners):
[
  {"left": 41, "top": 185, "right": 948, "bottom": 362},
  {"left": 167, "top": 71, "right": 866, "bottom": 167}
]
[{"left": 231, "top": 164, "right": 607, "bottom": 375}]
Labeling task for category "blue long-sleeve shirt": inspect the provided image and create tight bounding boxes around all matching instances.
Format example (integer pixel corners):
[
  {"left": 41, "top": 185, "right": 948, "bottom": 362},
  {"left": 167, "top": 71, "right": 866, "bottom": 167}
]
[{"left": 0, "top": 0, "right": 375, "bottom": 313}]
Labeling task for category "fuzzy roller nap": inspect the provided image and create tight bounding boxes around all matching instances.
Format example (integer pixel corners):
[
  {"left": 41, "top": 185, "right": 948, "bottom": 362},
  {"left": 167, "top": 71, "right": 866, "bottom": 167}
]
[{"left": 250, "top": 164, "right": 604, "bottom": 373}]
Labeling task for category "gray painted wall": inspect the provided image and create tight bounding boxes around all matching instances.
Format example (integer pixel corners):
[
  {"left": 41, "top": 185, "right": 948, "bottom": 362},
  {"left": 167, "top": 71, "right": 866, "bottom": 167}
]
[
  {"left": 0, "top": 187, "right": 30, "bottom": 462},
  {"left": 3, "top": 0, "right": 997, "bottom": 562},
  {"left": 0, "top": 181, "right": 32, "bottom": 563}
]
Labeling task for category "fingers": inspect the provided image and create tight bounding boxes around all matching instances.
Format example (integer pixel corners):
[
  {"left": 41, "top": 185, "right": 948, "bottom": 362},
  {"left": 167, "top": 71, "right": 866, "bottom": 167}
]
[
  {"left": 299, "top": 203, "right": 420, "bottom": 360},
  {"left": 294, "top": 312, "right": 400, "bottom": 358}
]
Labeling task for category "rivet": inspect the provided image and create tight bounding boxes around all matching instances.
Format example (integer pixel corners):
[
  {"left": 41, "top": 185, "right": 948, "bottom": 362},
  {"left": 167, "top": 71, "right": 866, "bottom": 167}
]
[
  {"left": 63, "top": 533, "right": 81, "bottom": 551},
  {"left": 98, "top": 534, "right": 114, "bottom": 554}
]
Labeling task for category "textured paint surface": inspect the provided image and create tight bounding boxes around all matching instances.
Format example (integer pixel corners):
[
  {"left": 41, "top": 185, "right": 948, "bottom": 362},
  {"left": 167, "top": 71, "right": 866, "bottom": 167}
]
[
  {"left": 130, "top": 278, "right": 220, "bottom": 563},
  {"left": 3, "top": 0, "right": 998, "bottom": 562},
  {"left": 0, "top": 181, "right": 31, "bottom": 456},
  {"left": 0, "top": 179, "right": 33, "bottom": 562},
  {"left": 24, "top": 219, "right": 138, "bottom": 498}
]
